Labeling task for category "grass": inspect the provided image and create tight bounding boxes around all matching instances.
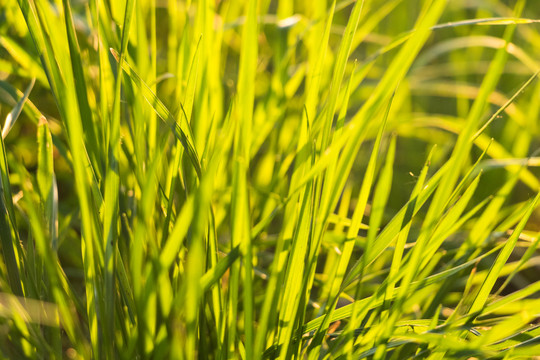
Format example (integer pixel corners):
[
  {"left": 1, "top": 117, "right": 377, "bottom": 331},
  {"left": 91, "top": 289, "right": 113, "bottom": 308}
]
[{"left": 0, "top": 0, "right": 540, "bottom": 358}]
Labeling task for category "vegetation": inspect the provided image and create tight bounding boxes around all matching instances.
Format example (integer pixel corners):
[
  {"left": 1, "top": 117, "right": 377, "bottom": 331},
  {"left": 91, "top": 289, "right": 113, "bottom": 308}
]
[{"left": 0, "top": 0, "right": 539, "bottom": 358}]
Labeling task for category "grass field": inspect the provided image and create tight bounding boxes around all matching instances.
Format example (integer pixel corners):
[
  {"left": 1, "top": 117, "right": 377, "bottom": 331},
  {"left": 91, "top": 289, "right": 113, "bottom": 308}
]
[{"left": 1, "top": 0, "right": 540, "bottom": 358}]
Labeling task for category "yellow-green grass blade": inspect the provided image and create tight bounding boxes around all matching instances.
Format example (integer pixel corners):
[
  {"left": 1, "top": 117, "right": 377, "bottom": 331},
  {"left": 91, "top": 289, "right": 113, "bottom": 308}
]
[
  {"left": 110, "top": 48, "right": 202, "bottom": 178},
  {"left": 312, "top": 65, "right": 356, "bottom": 317},
  {"left": 494, "top": 232, "right": 539, "bottom": 297},
  {"left": 324, "top": 0, "right": 447, "bottom": 244},
  {"left": 303, "top": 0, "right": 336, "bottom": 129},
  {"left": 154, "top": 111, "right": 232, "bottom": 354},
  {"left": 318, "top": 0, "right": 364, "bottom": 153},
  {"left": 301, "top": 244, "right": 503, "bottom": 335},
  {"left": 162, "top": 38, "right": 201, "bottom": 244},
  {"left": 200, "top": 245, "right": 241, "bottom": 293},
  {"left": 0, "top": 81, "right": 42, "bottom": 122},
  {"left": 36, "top": 116, "right": 58, "bottom": 251},
  {"left": 14, "top": 160, "right": 90, "bottom": 357},
  {"left": 459, "top": 171, "right": 523, "bottom": 259},
  {"left": 478, "top": 281, "right": 540, "bottom": 321},
  {"left": 384, "top": 147, "right": 434, "bottom": 303},
  {"left": 35, "top": 116, "right": 61, "bottom": 357},
  {"left": 418, "top": 173, "right": 484, "bottom": 270},
  {"left": 103, "top": 0, "right": 136, "bottom": 356},
  {"left": 468, "top": 191, "right": 540, "bottom": 316},
  {"left": 424, "top": 0, "right": 524, "bottom": 236},
  {"left": 346, "top": 127, "right": 396, "bottom": 340},
  {"left": 472, "top": 303, "right": 540, "bottom": 348},
  {"left": 190, "top": 0, "right": 214, "bottom": 156},
  {"left": 472, "top": 69, "right": 539, "bottom": 141},
  {"left": 306, "top": 93, "right": 392, "bottom": 356},
  {"left": 402, "top": 116, "right": 539, "bottom": 191},
  {"left": 342, "top": 160, "right": 450, "bottom": 291},
  {"left": 183, "top": 106, "right": 235, "bottom": 359},
  {"left": 2, "top": 78, "right": 34, "bottom": 139},
  {"left": 393, "top": 170, "right": 481, "bottom": 283},
  {"left": 0, "top": 81, "right": 74, "bottom": 173},
  {"left": 0, "top": 36, "right": 49, "bottom": 86},
  {"left": 18, "top": 0, "right": 103, "bottom": 314},
  {"left": 489, "top": 324, "right": 540, "bottom": 353},
  {"left": 3, "top": 0, "right": 540, "bottom": 358},
  {"left": 227, "top": 0, "right": 259, "bottom": 357},
  {"left": 414, "top": 36, "right": 538, "bottom": 73},
  {"left": 374, "top": 173, "right": 486, "bottom": 349},
  {"left": 275, "top": 181, "right": 314, "bottom": 359},
  {"left": 308, "top": 1, "right": 364, "bottom": 258},
  {"left": 61, "top": 0, "right": 102, "bottom": 177},
  {"left": 0, "top": 167, "right": 23, "bottom": 297},
  {"left": 253, "top": 3, "right": 337, "bottom": 356},
  {"left": 0, "top": 87, "right": 28, "bottom": 299},
  {"left": 129, "top": 146, "right": 166, "bottom": 356},
  {"left": 355, "top": 135, "right": 397, "bottom": 358}
]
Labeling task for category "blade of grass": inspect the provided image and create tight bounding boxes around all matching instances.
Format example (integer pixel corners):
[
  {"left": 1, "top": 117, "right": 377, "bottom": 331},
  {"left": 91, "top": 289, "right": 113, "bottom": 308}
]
[
  {"left": 36, "top": 116, "right": 58, "bottom": 251},
  {"left": 103, "top": 0, "right": 135, "bottom": 356},
  {"left": 229, "top": 0, "right": 258, "bottom": 357},
  {"left": 110, "top": 48, "right": 202, "bottom": 178},
  {"left": 2, "top": 78, "right": 34, "bottom": 139},
  {"left": 468, "top": 191, "right": 540, "bottom": 316}
]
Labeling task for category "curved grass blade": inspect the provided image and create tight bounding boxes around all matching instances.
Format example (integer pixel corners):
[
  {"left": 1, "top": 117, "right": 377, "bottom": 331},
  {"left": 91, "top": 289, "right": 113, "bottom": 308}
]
[
  {"left": 2, "top": 78, "right": 35, "bottom": 139},
  {"left": 110, "top": 48, "right": 202, "bottom": 178},
  {"left": 468, "top": 191, "right": 540, "bottom": 316},
  {"left": 301, "top": 244, "right": 502, "bottom": 336},
  {"left": 473, "top": 70, "right": 540, "bottom": 141}
]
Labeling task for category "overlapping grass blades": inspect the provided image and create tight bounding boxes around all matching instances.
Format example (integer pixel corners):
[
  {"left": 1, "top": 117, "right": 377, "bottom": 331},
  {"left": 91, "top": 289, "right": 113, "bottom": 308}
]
[{"left": 0, "top": 0, "right": 539, "bottom": 358}]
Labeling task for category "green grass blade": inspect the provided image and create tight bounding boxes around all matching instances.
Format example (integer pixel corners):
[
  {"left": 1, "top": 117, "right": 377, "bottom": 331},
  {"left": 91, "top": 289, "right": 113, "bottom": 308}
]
[
  {"left": 37, "top": 116, "right": 58, "bottom": 251},
  {"left": 110, "top": 48, "right": 202, "bottom": 178},
  {"left": 468, "top": 192, "right": 540, "bottom": 315},
  {"left": 1, "top": 78, "right": 34, "bottom": 139}
]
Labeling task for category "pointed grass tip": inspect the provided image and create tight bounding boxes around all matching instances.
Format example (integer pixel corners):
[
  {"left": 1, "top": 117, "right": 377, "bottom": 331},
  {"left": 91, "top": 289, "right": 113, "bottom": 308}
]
[{"left": 110, "top": 48, "right": 120, "bottom": 62}]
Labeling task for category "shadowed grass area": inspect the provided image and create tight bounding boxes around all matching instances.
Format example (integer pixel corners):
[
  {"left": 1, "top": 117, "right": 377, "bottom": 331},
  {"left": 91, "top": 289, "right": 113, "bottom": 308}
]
[{"left": 0, "top": 0, "right": 539, "bottom": 358}]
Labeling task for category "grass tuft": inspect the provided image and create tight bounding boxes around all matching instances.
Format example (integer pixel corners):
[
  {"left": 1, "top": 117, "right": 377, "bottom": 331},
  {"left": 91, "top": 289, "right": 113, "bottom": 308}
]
[{"left": 0, "top": 0, "right": 539, "bottom": 358}]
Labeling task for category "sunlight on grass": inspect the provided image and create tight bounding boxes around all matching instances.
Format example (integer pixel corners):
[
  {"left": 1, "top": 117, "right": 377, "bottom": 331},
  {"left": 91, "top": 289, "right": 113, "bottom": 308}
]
[{"left": 0, "top": 0, "right": 539, "bottom": 358}]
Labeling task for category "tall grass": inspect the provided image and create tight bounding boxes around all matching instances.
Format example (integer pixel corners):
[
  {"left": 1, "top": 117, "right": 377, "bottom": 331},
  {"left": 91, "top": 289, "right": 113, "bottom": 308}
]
[{"left": 0, "top": 0, "right": 540, "bottom": 358}]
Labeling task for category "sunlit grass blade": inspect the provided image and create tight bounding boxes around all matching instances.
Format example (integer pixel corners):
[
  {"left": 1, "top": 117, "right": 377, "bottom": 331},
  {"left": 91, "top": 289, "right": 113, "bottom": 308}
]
[
  {"left": 103, "top": 0, "right": 136, "bottom": 356},
  {"left": 161, "top": 38, "right": 201, "bottom": 244},
  {"left": 473, "top": 69, "right": 540, "bottom": 141},
  {"left": 110, "top": 48, "right": 202, "bottom": 178},
  {"left": 468, "top": 191, "right": 540, "bottom": 316},
  {"left": 227, "top": 0, "right": 259, "bottom": 357},
  {"left": 0, "top": 36, "right": 49, "bottom": 86},
  {"left": 1, "top": 78, "right": 34, "bottom": 139},
  {"left": 0, "top": 174, "right": 23, "bottom": 297},
  {"left": 36, "top": 116, "right": 58, "bottom": 250},
  {"left": 17, "top": 0, "right": 104, "bottom": 354},
  {"left": 2, "top": 0, "right": 540, "bottom": 358},
  {"left": 14, "top": 160, "right": 90, "bottom": 358},
  {"left": 302, "top": 244, "right": 503, "bottom": 335},
  {"left": 425, "top": 0, "right": 524, "bottom": 228},
  {"left": 61, "top": 0, "right": 102, "bottom": 176}
]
